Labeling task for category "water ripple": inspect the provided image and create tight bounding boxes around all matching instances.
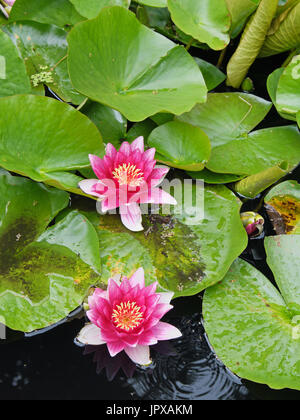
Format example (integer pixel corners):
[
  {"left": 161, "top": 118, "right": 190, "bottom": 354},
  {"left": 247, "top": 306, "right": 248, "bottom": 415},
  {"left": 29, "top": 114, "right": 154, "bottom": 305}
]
[{"left": 124, "top": 314, "right": 251, "bottom": 400}]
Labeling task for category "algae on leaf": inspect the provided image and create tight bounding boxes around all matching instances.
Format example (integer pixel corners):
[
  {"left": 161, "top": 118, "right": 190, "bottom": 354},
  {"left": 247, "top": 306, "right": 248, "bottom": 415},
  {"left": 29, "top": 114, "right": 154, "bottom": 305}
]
[{"left": 0, "top": 171, "right": 102, "bottom": 332}]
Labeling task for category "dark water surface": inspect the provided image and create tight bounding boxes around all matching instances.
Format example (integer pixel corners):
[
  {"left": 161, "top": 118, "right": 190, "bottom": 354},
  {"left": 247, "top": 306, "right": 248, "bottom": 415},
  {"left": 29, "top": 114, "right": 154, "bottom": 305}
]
[
  {"left": 0, "top": 292, "right": 299, "bottom": 400},
  {"left": 0, "top": 41, "right": 300, "bottom": 401}
]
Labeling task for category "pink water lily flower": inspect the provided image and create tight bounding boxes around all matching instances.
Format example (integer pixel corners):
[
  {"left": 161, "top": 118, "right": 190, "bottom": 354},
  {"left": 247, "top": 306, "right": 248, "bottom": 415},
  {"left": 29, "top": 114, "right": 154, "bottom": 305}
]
[
  {"left": 77, "top": 268, "right": 182, "bottom": 366},
  {"left": 5, "top": 0, "right": 15, "bottom": 6},
  {"left": 79, "top": 136, "right": 177, "bottom": 232}
]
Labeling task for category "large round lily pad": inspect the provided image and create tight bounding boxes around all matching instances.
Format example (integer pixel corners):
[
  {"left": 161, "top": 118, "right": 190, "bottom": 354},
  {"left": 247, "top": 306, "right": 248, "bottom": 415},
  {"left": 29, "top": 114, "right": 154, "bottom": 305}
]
[
  {"left": 79, "top": 183, "right": 247, "bottom": 297},
  {"left": 0, "top": 171, "right": 102, "bottom": 332},
  {"left": 204, "top": 256, "right": 300, "bottom": 391},
  {"left": 176, "top": 92, "right": 272, "bottom": 148},
  {"left": 67, "top": 6, "right": 207, "bottom": 122},
  {"left": 167, "top": 0, "right": 231, "bottom": 50},
  {"left": 206, "top": 126, "right": 300, "bottom": 175},
  {"left": 0, "top": 95, "right": 104, "bottom": 194},
  {"left": 148, "top": 120, "right": 211, "bottom": 171}
]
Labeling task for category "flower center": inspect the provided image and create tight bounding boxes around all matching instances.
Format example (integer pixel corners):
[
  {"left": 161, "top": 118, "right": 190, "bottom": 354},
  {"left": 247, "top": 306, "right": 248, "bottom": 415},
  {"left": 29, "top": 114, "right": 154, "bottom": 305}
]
[
  {"left": 112, "top": 301, "right": 144, "bottom": 331},
  {"left": 112, "top": 163, "right": 144, "bottom": 187}
]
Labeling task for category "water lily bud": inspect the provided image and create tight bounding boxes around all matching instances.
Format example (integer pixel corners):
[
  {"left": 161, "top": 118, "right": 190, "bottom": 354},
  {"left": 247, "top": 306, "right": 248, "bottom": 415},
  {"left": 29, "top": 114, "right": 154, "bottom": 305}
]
[
  {"left": 241, "top": 211, "right": 264, "bottom": 237},
  {"left": 242, "top": 77, "right": 254, "bottom": 92}
]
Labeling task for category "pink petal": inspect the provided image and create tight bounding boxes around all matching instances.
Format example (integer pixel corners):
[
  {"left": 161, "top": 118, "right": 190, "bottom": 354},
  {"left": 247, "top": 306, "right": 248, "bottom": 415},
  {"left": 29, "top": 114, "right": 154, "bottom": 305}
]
[
  {"left": 143, "top": 148, "right": 156, "bottom": 163},
  {"left": 124, "top": 345, "right": 151, "bottom": 365},
  {"left": 93, "top": 288, "right": 108, "bottom": 299},
  {"left": 101, "top": 194, "right": 119, "bottom": 212},
  {"left": 151, "top": 303, "right": 173, "bottom": 320},
  {"left": 107, "top": 341, "right": 126, "bottom": 357},
  {"left": 150, "top": 166, "right": 169, "bottom": 187},
  {"left": 89, "top": 154, "right": 109, "bottom": 179},
  {"left": 119, "top": 141, "right": 131, "bottom": 156},
  {"left": 131, "top": 136, "right": 144, "bottom": 153},
  {"left": 106, "top": 143, "right": 117, "bottom": 160},
  {"left": 120, "top": 203, "right": 144, "bottom": 232},
  {"left": 129, "top": 268, "right": 145, "bottom": 288},
  {"left": 137, "top": 331, "right": 158, "bottom": 346},
  {"left": 152, "top": 321, "right": 182, "bottom": 341},
  {"left": 108, "top": 278, "right": 123, "bottom": 305},
  {"left": 78, "top": 179, "right": 103, "bottom": 197},
  {"left": 138, "top": 188, "right": 177, "bottom": 205},
  {"left": 76, "top": 324, "right": 106, "bottom": 346},
  {"left": 158, "top": 292, "right": 174, "bottom": 304}
]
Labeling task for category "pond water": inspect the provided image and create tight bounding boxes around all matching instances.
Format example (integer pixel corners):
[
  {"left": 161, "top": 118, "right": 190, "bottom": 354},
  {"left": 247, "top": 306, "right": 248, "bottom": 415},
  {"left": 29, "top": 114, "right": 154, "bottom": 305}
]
[{"left": 0, "top": 48, "right": 299, "bottom": 401}]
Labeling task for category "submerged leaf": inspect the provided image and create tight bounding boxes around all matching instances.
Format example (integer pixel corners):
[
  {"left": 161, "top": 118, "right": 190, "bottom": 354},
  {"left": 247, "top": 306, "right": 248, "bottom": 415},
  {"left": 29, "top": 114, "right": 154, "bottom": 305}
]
[{"left": 265, "top": 180, "right": 300, "bottom": 235}]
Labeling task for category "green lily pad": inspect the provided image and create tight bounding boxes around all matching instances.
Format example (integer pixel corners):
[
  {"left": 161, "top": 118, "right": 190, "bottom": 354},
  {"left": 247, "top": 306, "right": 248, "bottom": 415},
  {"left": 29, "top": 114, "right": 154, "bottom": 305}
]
[
  {"left": 125, "top": 119, "right": 157, "bottom": 143},
  {"left": 265, "top": 180, "right": 300, "bottom": 235},
  {"left": 81, "top": 100, "right": 127, "bottom": 148},
  {"left": 67, "top": 6, "right": 207, "bottom": 122},
  {"left": 207, "top": 126, "right": 300, "bottom": 176},
  {"left": 0, "top": 28, "right": 31, "bottom": 97},
  {"left": 80, "top": 183, "right": 247, "bottom": 297},
  {"left": 187, "top": 169, "right": 245, "bottom": 184},
  {"left": 203, "top": 256, "right": 300, "bottom": 391},
  {"left": 0, "top": 95, "right": 104, "bottom": 194},
  {"left": 135, "top": 0, "right": 167, "bottom": 6},
  {"left": 0, "top": 171, "right": 102, "bottom": 332},
  {"left": 69, "top": 0, "right": 130, "bottom": 19},
  {"left": 260, "top": 2, "right": 300, "bottom": 57},
  {"left": 176, "top": 92, "right": 272, "bottom": 148},
  {"left": 10, "top": 0, "right": 84, "bottom": 29},
  {"left": 148, "top": 120, "right": 211, "bottom": 171},
  {"left": 167, "top": 0, "right": 231, "bottom": 50},
  {"left": 3, "top": 21, "right": 85, "bottom": 104},
  {"left": 225, "top": 0, "right": 260, "bottom": 38},
  {"left": 194, "top": 58, "right": 226, "bottom": 91},
  {"left": 266, "top": 235, "right": 300, "bottom": 316},
  {"left": 270, "top": 55, "right": 300, "bottom": 121}
]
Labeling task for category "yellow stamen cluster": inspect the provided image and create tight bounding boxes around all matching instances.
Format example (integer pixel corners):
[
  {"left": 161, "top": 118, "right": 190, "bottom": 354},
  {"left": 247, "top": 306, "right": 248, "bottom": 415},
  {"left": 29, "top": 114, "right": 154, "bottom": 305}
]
[
  {"left": 112, "top": 301, "right": 144, "bottom": 331},
  {"left": 112, "top": 163, "right": 144, "bottom": 187}
]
